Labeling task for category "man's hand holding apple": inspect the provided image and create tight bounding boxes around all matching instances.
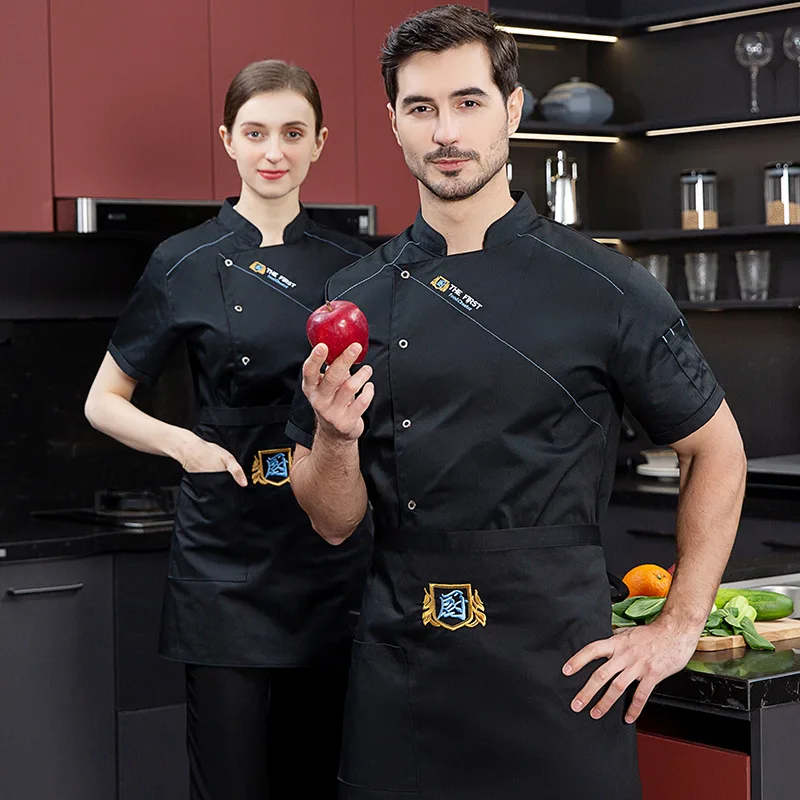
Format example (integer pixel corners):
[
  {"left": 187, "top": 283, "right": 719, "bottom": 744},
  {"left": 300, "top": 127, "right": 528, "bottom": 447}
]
[{"left": 303, "top": 301, "right": 373, "bottom": 444}]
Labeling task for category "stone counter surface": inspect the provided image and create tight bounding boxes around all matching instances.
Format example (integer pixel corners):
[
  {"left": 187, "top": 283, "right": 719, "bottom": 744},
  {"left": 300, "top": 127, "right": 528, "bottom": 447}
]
[{"left": 0, "top": 512, "right": 171, "bottom": 562}]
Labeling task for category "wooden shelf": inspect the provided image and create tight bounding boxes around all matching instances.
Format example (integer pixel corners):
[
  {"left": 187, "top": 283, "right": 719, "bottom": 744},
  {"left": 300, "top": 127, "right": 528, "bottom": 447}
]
[{"left": 586, "top": 225, "right": 800, "bottom": 243}]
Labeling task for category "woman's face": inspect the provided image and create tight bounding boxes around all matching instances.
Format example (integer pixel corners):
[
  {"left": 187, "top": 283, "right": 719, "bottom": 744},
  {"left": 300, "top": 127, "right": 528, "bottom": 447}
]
[{"left": 220, "top": 90, "right": 327, "bottom": 202}]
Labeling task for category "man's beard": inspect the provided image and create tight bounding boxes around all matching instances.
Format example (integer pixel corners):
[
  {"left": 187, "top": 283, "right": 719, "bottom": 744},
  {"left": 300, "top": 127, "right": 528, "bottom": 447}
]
[{"left": 404, "top": 123, "right": 509, "bottom": 202}]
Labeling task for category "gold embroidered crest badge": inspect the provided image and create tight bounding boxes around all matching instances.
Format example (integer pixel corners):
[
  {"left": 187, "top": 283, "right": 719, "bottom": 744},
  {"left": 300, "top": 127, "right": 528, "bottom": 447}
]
[
  {"left": 422, "top": 583, "right": 487, "bottom": 631},
  {"left": 251, "top": 448, "right": 292, "bottom": 487}
]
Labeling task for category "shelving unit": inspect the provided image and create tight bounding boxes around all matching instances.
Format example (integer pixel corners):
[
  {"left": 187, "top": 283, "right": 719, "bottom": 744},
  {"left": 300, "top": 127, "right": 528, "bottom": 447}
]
[
  {"left": 677, "top": 298, "right": 800, "bottom": 310},
  {"left": 585, "top": 224, "right": 800, "bottom": 242},
  {"left": 492, "top": 2, "right": 800, "bottom": 37},
  {"left": 502, "top": 0, "right": 800, "bottom": 280},
  {"left": 512, "top": 114, "right": 800, "bottom": 143}
]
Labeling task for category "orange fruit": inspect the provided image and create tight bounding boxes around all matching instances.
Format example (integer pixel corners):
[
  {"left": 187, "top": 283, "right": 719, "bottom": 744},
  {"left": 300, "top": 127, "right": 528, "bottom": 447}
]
[{"left": 622, "top": 564, "right": 672, "bottom": 597}]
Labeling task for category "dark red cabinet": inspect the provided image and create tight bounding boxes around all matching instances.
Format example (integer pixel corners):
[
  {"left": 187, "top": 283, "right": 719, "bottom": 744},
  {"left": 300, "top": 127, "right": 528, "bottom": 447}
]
[
  {"left": 638, "top": 732, "right": 750, "bottom": 800},
  {"left": 209, "top": 0, "right": 359, "bottom": 204},
  {"left": 49, "top": 0, "right": 214, "bottom": 200},
  {"left": 0, "top": 0, "right": 53, "bottom": 231}
]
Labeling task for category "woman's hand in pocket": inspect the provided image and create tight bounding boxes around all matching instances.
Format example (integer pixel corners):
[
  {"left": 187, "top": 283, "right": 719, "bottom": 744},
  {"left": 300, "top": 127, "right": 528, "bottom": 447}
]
[{"left": 175, "top": 430, "right": 248, "bottom": 487}]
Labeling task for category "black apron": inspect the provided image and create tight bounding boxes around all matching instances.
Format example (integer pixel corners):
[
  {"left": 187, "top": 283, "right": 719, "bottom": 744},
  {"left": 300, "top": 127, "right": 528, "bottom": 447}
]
[
  {"left": 338, "top": 525, "right": 641, "bottom": 800},
  {"left": 161, "top": 405, "right": 371, "bottom": 667}
]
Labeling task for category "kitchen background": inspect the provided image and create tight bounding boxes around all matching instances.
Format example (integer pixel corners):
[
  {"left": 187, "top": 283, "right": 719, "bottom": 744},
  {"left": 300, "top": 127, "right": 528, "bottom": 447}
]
[
  {"left": 3, "top": 0, "right": 800, "bottom": 512},
  {"left": 3, "top": 1, "right": 800, "bottom": 799}
]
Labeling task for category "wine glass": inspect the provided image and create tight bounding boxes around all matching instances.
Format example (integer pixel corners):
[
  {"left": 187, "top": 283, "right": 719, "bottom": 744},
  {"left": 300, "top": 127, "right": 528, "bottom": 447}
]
[
  {"left": 735, "top": 32, "right": 774, "bottom": 114},
  {"left": 784, "top": 27, "right": 800, "bottom": 106}
]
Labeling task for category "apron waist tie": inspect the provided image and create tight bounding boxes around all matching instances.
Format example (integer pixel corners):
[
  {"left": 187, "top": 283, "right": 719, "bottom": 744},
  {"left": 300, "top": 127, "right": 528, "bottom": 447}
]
[
  {"left": 375, "top": 524, "right": 601, "bottom": 553},
  {"left": 197, "top": 404, "right": 292, "bottom": 426}
]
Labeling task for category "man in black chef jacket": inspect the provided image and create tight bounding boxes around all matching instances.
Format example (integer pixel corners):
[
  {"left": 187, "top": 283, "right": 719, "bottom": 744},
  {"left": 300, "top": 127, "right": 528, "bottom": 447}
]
[{"left": 286, "top": 6, "right": 746, "bottom": 799}]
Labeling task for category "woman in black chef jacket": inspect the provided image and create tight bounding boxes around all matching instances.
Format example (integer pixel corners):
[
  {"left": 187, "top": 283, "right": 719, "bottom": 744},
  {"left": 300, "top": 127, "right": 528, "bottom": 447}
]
[{"left": 84, "top": 60, "right": 372, "bottom": 800}]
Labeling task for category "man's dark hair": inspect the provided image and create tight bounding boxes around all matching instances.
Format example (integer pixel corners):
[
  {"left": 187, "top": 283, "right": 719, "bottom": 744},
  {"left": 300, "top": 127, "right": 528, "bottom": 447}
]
[{"left": 380, "top": 5, "right": 519, "bottom": 107}]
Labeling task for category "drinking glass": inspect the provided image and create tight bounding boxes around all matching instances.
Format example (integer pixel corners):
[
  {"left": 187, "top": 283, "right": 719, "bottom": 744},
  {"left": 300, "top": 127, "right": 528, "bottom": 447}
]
[
  {"left": 784, "top": 27, "right": 800, "bottom": 106},
  {"left": 735, "top": 32, "right": 774, "bottom": 114},
  {"left": 735, "top": 250, "right": 771, "bottom": 301},
  {"left": 684, "top": 252, "right": 718, "bottom": 302},
  {"left": 637, "top": 254, "right": 670, "bottom": 288}
]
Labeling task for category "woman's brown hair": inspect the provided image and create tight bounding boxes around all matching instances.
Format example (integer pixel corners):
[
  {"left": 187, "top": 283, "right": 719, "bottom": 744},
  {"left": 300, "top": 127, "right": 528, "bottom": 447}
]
[{"left": 223, "top": 60, "right": 324, "bottom": 135}]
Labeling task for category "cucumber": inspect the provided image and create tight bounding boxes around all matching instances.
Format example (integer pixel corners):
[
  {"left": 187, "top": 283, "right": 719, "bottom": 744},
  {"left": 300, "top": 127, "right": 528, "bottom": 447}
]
[{"left": 714, "top": 589, "right": 794, "bottom": 621}]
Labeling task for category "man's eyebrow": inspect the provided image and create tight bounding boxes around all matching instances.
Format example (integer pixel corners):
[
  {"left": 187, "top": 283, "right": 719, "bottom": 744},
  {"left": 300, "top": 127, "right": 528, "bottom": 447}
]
[
  {"left": 401, "top": 94, "right": 435, "bottom": 108},
  {"left": 450, "top": 87, "right": 490, "bottom": 99},
  {"left": 400, "top": 87, "right": 490, "bottom": 108}
]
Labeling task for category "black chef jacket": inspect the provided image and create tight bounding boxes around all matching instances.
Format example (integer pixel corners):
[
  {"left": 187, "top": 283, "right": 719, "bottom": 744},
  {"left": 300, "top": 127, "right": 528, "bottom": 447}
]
[
  {"left": 109, "top": 199, "right": 373, "bottom": 667},
  {"left": 287, "top": 191, "right": 724, "bottom": 532}
]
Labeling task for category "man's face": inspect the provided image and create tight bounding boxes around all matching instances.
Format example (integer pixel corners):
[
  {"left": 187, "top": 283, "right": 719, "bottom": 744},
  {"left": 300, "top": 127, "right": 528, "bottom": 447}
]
[{"left": 389, "top": 43, "right": 522, "bottom": 202}]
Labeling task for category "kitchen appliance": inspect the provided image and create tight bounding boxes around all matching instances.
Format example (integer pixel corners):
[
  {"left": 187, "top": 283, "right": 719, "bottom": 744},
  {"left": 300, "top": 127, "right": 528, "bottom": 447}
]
[
  {"left": 539, "top": 77, "right": 613, "bottom": 126},
  {"left": 55, "top": 198, "right": 377, "bottom": 238},
  {"left": 545, "top": 150, "right": 580, "bottom": 227},
  {"left": 32, "top": 488, "right": 177, "bottom": 530},
  {"left": 764, "top": 161, "right": 800, "bottom": 225},
  {"left": 680, "top": 169, "right": 718, "bottom": 230}
]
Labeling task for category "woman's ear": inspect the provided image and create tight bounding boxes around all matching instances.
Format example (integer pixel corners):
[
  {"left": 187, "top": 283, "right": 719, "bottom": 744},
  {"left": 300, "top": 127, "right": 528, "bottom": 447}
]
[
  {"left": 219, "top": 125, "right": 236, "bottom": 160},
  {"left": 310, "top": 126, "right": 329, "bottom": 162}
]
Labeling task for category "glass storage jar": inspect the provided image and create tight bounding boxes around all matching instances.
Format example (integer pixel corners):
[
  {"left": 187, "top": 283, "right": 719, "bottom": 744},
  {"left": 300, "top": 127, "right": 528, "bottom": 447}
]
[
  {"left": 764, "top": 161, "right": 800, "bottom": 226},
  {"left": 681, "top": 169, "right": 718, "bottom": 230}
]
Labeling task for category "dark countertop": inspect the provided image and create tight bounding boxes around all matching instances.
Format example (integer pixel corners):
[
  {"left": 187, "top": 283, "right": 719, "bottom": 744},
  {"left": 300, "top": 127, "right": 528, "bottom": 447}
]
[
  {"left": 4, "top": 482, "right": 800, "bottom": 714},
  {"left": 0, "top": 513, "right": 171, "bottom": 563},
  {"left": 653, "top": 638, "right": 800, "bottom": 713},
  {"left": 612, "top": 472, "right": 800, "bottom": 522}
]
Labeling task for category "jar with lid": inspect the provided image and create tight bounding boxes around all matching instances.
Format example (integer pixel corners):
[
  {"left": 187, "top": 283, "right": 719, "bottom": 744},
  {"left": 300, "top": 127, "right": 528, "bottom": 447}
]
[
  {"left": 680, "top": 169, "right": 718, "bottom": 230},
  {"left": 764, "top": 161, "right": 800, "bottom": 226}
]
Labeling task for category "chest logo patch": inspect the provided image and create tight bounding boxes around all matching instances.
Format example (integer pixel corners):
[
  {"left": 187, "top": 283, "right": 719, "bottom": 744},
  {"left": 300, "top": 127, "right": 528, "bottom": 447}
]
[
  {"left": 249, "top": 261, "right": 299, "bottom": 290},
  {"left": 422, "top": 583, "right": 486, "bottom": 631},
  {"left": 251, "top": 447, "right": 293, "bottom": 487},
  {"left": 429, "top": 275, "right": 483, "bottom": 312}
]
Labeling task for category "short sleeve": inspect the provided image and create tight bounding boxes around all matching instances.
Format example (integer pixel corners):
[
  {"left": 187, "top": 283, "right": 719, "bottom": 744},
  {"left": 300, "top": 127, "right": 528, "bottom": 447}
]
[
  {"left": 609, "top": 260, "right": 724, "bottom": 446},
  {"left": 108, "top": 246, "right": 181, "bottom": 387},
  {"left": 286, "top": 371, "right": 316, "bottom": 449}
]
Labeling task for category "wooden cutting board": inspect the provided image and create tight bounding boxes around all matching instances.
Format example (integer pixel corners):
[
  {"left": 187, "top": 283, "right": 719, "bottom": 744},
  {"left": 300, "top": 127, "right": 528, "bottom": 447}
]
[{"left": 695, "top": 618, "right": 800, "bottom": 651}]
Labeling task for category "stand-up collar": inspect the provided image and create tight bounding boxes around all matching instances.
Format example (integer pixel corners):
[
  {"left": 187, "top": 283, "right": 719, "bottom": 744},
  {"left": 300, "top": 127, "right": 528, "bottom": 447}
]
[
  {"left": 218, "top": 198, "right": 313, "bottom": 247},
  {"left": 409, "top": 191, "right": 538, "bottom": 256}
]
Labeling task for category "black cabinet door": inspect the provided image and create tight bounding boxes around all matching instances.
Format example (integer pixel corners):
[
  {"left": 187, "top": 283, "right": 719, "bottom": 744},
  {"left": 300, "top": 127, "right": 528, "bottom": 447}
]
[
  {"left": 0, "top": 556, "right": 115, "bottom": 800},
  {"left": 114, "top": 551, "right": 185, "bottom": 712},
  {"left": 118, "top": 705, "right": 188, "bottom": 800}
]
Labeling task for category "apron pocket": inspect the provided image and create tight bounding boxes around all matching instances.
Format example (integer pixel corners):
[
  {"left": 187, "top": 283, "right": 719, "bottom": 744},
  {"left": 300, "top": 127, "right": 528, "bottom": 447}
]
[
  {"left": 168, "top": 471, "right": 247, "bottom": 582},
  {"left": 340, "top": 641, "right": 420, "bottom": 793}
]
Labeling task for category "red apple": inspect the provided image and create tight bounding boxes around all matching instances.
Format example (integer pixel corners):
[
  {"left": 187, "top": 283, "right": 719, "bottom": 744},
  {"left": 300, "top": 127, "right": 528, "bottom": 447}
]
[
  {"left": 668, "top": 563, "right": 676, "bottom": 576},
  {"left": 306, "top": 300, "right": 369, "bottom": 366}
]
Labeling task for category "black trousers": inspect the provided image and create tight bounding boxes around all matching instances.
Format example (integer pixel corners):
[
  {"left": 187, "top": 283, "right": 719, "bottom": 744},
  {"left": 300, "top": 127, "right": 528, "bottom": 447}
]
[{"left": 186, "top": 664, "right": 349, "bottom": 800}]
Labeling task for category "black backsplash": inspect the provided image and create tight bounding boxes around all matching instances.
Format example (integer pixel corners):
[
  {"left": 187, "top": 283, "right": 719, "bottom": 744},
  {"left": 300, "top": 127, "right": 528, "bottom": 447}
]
[
  {"left": 0, "top": 234, "right": 191, "bottom": 517},
  {"left": 0, "top": 318, "right": 192, "bottom": 514}
]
